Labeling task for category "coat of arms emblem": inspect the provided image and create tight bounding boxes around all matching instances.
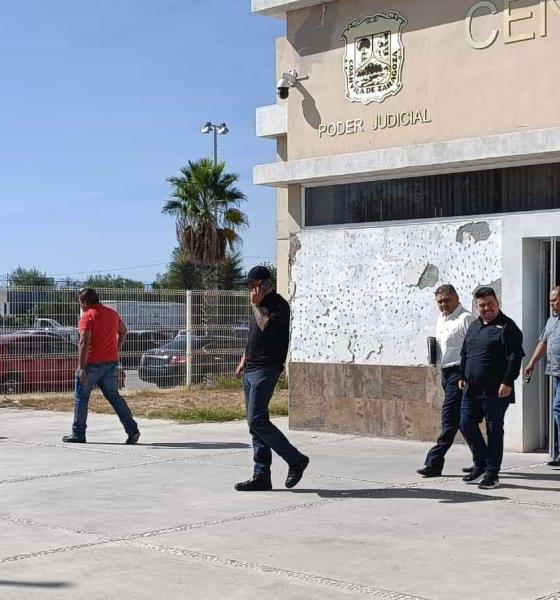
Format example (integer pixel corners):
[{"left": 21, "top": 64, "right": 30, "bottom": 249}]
[{"left": 341, "top": 12, "right": 407, "bottom": 105}]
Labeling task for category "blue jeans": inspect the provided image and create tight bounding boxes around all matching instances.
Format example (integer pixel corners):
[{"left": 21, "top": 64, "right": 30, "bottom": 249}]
[
  {"left": 460, "top": 392, "right": 510, "bottom": 477},
  {"left": 243, "top": 366, "right": 303, "bottom": 479},
  {"left": 73, "top": 362, "right": 138, "bottom": 438},
  {"left": 424, "top": 367, "right": 464, "bottom": 471},
  {"left": 552, "top": 377, "right": 560, "bottom": 459}
]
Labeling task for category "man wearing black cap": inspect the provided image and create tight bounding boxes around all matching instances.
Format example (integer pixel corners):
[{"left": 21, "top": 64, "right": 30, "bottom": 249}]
[{"left": 234, "top": 265, "right": 309, "bottom": 491}]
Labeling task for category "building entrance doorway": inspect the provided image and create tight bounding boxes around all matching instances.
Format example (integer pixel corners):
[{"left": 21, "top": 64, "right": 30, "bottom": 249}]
[{"left": 538, "top": 238, "right": 560, "bottom": 457}]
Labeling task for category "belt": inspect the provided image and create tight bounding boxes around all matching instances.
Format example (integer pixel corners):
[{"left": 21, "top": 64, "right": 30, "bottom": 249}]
[{"left": 441, "top": 365, "right": 460, "bottom": 373}]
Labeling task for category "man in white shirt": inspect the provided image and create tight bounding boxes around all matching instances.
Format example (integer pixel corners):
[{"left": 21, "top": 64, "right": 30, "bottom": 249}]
[{"left": 417, "top": 284, "right": 475, "bottom": 477}]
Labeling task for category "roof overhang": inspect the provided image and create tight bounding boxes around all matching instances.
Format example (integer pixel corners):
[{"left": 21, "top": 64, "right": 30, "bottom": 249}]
[
  {"left": 253, "top": 127, "right": 560, "bottom": 187},
  {"left": 251, "top": 0, "right": 336, "bottom": 18}
]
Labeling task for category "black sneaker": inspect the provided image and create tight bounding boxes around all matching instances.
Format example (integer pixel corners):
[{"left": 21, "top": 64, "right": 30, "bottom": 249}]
[
  {"left": 462, "top": 465, "right": 475, "bottom": 473},
  {"left": 478, "top": 474, "right": 500, "bottom": 489},
  {"left": 126, "top": 430, "right": 140, "bottom": 445},
  {"left": 234, "top": 476, "right": 272, "bottom": 492},
  {"left": 62, "top": 435, "right": 86, "bottom": 444},
  {"left": 462, "top": 466, "right": 485, "bottom": 483},
  {"left": 285, "top": 455, "right": 310, "bottom": 489},
  {"left": 416, "top": 466, "right": 442, "bottom": 477},
  {"left": 547, "top": 459, "right": 560, "bottom": 467}
]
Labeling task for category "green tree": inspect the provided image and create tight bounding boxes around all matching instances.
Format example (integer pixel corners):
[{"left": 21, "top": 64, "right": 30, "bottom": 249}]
[
  {"left": 260, "top": 262, "right": 277, "bottom": 287},
  {"left": 162, "top": 159, "right": 248, "bottom": 266},
  {"left": 216, "top": 251, "right": 245, "bottom": 290},
  {"left": 83, "top": 274, "right": 145, "bottom": 289},
  {"left": 152, "top": 248, "right": 204, "bottom": 290},
  {"left": 8, "top": 266, "right": 55, "bottom": 287}
]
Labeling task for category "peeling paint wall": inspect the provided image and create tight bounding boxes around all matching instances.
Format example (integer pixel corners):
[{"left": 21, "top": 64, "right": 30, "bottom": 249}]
[{"left": 289, "top": 220, "right": 502, "bottom": 366}]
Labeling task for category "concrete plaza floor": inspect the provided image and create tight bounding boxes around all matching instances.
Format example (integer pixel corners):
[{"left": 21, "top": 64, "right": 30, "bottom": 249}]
[{"left": 1, "top": 408, "right": 559, "bottom": 600}]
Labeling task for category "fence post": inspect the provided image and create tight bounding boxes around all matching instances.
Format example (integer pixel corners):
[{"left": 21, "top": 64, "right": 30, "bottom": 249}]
[{"left": 186, "top": 290, "right": 192, "bottom": 387}]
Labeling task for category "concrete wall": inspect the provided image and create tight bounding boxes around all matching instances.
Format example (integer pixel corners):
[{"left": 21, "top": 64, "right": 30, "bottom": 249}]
[
  {"left": 289, "top": 361, "right": 446, "bottom": 441},
  {"left": 289, "top": 218, "right": 502, "bottom": 366},
  {"left": 278, "top": 0, "right": 560, "bottom": 161}
]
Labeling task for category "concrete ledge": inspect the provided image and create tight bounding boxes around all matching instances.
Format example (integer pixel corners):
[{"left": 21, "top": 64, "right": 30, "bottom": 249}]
[
  {"left": 251, "top": 0, "right": 335, "bottom": 17},
  {"left": 256, "top": 104, "right": 288, "bottom": 138},
  {"left": 253, "top": 127, "right": 560, "bottom": 187}
]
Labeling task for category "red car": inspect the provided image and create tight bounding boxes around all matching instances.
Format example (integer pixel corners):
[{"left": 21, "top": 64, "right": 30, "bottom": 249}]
[{"left": 0, "top": 331, "right": 125, "bottom": 394}]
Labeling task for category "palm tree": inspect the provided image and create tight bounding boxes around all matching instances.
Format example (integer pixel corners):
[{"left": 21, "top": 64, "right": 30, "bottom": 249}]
[
  {"left": 215, "top": 251, "right": 245, "bottom": 290},
  {"left": 153, "top": 248, "right": 204, "bottom": 290},
  {"left": 162, "top": 159, "right": 248, "bottom": 266}
]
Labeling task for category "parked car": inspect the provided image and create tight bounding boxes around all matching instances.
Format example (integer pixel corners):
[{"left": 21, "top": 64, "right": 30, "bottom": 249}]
[
  {"left": 138, "top": 335, "right": 244, "bottom": 387},
  {"left": 231, "top": 319, "right": 250, "bottom": 340},
  {"left": 0, "top": 331, "right": 124, "bottom": 394},
  {"left": 33, "top": 318, "right": 79, "bottom": 343},
  {"left": 120, "top": 330, "right": 172, "bottom": 370}
]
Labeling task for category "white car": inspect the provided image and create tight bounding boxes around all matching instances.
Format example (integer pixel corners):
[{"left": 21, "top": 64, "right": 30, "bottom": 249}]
[{"left": 32, "top": 318, "right": 79, "bottom": 343}]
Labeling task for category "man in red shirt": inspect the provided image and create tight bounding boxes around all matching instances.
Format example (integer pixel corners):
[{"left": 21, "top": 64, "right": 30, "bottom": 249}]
[{"left": 62, "top": 288, "right": 140, "bottom": 444}]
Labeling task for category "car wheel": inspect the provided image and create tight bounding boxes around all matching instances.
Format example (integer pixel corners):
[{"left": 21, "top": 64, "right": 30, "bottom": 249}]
[{"left": 3, "top": 374, "right": 22, "bottom": 395}]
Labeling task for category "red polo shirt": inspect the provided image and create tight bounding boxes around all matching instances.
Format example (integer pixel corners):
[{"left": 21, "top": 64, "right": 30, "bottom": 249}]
[{"left": 79, "top": 303, "right": 122, "bottom": 364}]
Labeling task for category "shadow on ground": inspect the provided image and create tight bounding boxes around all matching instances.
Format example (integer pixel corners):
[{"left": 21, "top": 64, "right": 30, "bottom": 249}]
[
  {"left": 0, "top": 580, "right": 72, "bottom": 589},
  {"left": 286, "top": 487, "right": 509, "bottom": 504},
  {"left": 90, "top": 442, "right": 250, "bottom": 450}
]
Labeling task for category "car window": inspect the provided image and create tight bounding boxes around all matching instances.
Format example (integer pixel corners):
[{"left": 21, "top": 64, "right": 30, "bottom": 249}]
[
  {"left": 47, "top": 339, "right": 77, "bottom": 355},
  {"left": 6, "top": 338, "right": 45, "bottom": 356},
  {"left": 161, "top": 338, "right": 189, "bottom": 351}
]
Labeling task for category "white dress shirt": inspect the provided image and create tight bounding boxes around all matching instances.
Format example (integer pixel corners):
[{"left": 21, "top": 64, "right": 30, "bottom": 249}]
[{"left": 436, "top": 303, "right": 474, "bottom": 368}]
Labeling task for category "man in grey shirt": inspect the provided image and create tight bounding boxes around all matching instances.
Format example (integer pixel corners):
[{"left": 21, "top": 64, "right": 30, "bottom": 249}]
[{"left": 525, "top": 286, "right": 560, "bottom": 466}]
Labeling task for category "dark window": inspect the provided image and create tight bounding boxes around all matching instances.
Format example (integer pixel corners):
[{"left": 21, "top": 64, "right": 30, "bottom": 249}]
[
  {"left": 46, "top": 339, "right": 77, "bottom": 355},
  {"left": 304, "top": 163, "right": 560, "bottom": 227}
]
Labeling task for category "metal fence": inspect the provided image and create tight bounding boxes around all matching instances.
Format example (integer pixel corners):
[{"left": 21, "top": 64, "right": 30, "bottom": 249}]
[{"left": 0, "top": 287, "right": 250, "bottom": 395}]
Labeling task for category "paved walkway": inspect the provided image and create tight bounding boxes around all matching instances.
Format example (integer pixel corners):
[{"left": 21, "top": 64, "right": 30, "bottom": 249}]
[{"left": 1, "top": 408, "right": 559, "bottom": 600}]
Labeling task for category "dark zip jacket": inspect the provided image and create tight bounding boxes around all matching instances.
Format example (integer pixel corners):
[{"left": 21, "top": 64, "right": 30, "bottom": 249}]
[{"left": 459, "top": 311, "right": 524, "bottom": 401}]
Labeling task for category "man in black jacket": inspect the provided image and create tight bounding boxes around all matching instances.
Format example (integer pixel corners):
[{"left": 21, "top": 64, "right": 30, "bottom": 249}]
[
  {"left": 459, "top": 287, "right": 524, "bottom": 490},
  {"left": 233, "top": 266, "right": 309, "bottom": 492}
]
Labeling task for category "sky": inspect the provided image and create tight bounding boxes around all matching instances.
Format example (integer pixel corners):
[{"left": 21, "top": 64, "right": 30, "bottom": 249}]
[{"left": 0, "top": 0, "right": 285, "bottom": 283}]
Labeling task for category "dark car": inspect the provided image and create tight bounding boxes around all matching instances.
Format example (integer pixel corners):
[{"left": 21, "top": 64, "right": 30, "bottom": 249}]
[
  {"left": 138, "top": 335, "right": 244, "bottom": 387},
  {"left": 0, "top": 330, "right": 125, "bottom": 395},
  {"left": 231, "top": 319, "right": 250, "bottom": 341},
  {"left": 120, "top": 330, "right": 172, "bottom": 370}
]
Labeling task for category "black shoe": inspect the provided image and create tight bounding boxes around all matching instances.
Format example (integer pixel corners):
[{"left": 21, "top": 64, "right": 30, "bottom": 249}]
[
  {"left": 462, "top": 466, "right": 485, "bottom": 483},
  {"left": 462, "top": 465, "right": 475, "bottom": 473},
  {"left": 62, "top": 435, "right": 86, "bottom": 444},
  {"left": 126, "top": 430, "right": 140, "bottom": 445},
  {"left": 285, "top": 455, "right": 310, "bottom": 489},
  {"left": 478, "top": 474, "right": 500, "bottom": 489},
  {"left": 234, "top": 476, "right": 272, "bottom": 492},
  {"left": 547, "top": 459, "right": 560, "bottom": 467},
  {"left": 416, "top": 466, "right": 442, "bottom": 477}
]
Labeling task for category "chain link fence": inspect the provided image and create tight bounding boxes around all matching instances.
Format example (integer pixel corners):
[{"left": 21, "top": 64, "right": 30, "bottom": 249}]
[{"left": 0, "top": 286, "right": 249, "bottom": 395}]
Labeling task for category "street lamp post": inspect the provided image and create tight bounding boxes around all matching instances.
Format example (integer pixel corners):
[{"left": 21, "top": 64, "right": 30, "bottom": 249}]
[{"left": 200, "top": 122, "right": 229, "bottom": 166}]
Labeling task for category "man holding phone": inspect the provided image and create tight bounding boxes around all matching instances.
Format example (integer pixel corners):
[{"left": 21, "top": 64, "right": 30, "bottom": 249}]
[
  {"left": 525, "top": 286, "right": 560, "bottom": 466},
  {"left": 234, "top": 266, "right": 309, "bottom": 492}
]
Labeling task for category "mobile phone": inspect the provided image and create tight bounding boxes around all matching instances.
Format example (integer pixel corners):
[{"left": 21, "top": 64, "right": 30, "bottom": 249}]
[{"left": 524, "top": 375, "right": 532, "bottom": 384}]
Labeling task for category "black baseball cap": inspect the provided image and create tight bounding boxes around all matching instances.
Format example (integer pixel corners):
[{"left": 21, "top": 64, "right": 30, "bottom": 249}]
[{"left": 246, "top": 265, "right": 272, "bottom": 282}]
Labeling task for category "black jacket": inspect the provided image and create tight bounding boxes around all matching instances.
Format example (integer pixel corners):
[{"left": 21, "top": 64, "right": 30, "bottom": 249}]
[{"left": 459, "top": 311, "right": 524, "bottom": 400}]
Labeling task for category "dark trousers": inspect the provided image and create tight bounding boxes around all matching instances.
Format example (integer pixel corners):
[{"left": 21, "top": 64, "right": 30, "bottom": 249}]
[
  {"left": 243, "top": 366, "right": 302, "bottom": 479},
  {"left": 424, "top": 367, "right": 463, "bottom": 472},
  {"left": 460, "top": 392, "right": 510, "bottom": 477}
]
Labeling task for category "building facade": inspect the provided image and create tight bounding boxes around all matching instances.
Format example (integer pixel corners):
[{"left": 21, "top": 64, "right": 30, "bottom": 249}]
[{"left": 252, "top": 0, "right": 560, "bottom": 452}]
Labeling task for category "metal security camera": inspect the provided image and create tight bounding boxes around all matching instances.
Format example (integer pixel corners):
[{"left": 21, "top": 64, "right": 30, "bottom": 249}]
[{"left": 277, "top": 70, "right": 298, "bottom": 99}]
